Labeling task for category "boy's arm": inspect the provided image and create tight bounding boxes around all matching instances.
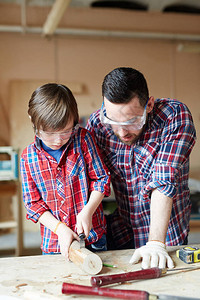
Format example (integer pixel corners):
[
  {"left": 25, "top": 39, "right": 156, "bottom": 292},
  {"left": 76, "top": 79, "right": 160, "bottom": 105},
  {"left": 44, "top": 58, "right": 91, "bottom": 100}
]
[
  {"left": 76, "top": 129, "right": 110, "bottom": 238},
  {"left": 39, "top": 211, "right": 79, "bottom": 259},
  {"left": 76, "top": 190, "right": 104, "bottom": 237},
  {"left": 38, "top": 211, "right": 62, "bottom": 232}
]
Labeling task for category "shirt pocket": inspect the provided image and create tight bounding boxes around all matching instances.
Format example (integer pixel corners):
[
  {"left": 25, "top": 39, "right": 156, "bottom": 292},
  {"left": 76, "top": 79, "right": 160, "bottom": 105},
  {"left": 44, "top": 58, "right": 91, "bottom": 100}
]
[
  {"left": 66, "top": 153, "right": 85, "bottom": 177},
  {"left": 65, "top": 153, "right": 87, "bottom": 208},
  {"left": 135, "top": 142, "right": 160, "bottom": 180}
]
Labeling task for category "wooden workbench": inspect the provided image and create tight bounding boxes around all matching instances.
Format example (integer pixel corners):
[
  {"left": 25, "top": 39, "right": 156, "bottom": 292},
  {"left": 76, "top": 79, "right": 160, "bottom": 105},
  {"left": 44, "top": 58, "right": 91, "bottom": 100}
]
[{"left": 0, "top": 244, "right": 200, "bottom": 299}]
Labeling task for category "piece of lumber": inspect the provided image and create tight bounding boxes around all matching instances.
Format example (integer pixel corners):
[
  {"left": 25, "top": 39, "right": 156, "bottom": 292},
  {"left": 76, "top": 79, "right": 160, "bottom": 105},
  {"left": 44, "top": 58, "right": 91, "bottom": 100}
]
[{"left": 69, "top": 240, "right": 102, "bottom": 275}]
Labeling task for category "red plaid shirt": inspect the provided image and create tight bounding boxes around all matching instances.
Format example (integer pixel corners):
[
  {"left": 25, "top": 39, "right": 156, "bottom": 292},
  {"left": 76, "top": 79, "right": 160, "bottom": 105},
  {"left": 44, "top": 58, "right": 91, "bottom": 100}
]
[
  {"left": 20, "top": 127, "right": 110, "bottom": 253},
  {"left": 87, "top": 98, "right": 196, "bottom": 248}
]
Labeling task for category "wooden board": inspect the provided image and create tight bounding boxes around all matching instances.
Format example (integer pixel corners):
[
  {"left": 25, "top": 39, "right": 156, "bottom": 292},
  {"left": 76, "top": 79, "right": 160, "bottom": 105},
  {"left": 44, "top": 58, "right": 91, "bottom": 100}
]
[{"left": 0, "top": 244, "right": 200, "bottom": 299}]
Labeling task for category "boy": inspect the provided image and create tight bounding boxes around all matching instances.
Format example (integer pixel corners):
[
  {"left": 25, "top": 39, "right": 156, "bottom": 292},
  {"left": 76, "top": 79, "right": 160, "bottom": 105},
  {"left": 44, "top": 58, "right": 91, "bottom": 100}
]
[{"left": 20, "top": 83, "right": 110, "bottom": 259}]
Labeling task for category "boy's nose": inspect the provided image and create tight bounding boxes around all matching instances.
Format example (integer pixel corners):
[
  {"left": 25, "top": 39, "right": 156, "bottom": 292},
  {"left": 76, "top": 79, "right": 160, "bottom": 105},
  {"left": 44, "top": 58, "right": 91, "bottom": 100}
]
[{"left": 54, "top": 135, "right": 63, "bottom": 142}]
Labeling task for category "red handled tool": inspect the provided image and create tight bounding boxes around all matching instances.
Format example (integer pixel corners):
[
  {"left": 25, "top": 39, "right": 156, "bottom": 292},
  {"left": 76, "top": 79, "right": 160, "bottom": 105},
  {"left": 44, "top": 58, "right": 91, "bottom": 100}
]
[
  {"left": 62, "top": 282, "right": 199, "bottom": 300},
  {"left": 91, "top": 267, "right": 162, "bottom": 287},
  {"left": 62, "top": 282, "right": 149, "bottom": 300}
]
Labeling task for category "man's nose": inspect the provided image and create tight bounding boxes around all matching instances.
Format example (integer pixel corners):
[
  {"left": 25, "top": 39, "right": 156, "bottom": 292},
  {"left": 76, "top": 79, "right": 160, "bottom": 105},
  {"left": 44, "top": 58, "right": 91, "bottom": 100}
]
[{"left": 117, "top": 126, "right": 128, "bottom": 135}]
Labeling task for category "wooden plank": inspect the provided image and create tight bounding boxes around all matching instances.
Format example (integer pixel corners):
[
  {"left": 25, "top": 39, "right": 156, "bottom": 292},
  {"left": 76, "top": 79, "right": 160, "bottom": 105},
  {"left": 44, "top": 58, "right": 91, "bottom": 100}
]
[{"left": 43, "top": 0, "right": 72, "bottom": 36}]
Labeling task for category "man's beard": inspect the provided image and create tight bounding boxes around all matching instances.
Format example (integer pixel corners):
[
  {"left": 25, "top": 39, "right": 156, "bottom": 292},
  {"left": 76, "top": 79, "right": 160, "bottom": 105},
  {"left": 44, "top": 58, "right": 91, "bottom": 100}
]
[
  {"left": 114, "top": 126, "right": 145, "bottom": 145},
  {"left": 115, "top": 133, "right": 139, "bottom": 145}
]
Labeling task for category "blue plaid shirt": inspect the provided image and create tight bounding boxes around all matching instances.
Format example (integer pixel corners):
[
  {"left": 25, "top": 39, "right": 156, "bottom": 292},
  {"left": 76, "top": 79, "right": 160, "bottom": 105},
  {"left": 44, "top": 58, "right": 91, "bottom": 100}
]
[{"left": 86, "top": 98, "right": 196, "bottom": 248}]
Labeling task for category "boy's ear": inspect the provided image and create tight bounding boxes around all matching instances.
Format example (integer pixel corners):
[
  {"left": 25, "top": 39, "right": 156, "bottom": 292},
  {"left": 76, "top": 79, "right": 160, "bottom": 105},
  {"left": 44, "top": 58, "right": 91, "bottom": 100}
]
[{"left": 28, "top": 115, "right": 36, "bottom": 132}]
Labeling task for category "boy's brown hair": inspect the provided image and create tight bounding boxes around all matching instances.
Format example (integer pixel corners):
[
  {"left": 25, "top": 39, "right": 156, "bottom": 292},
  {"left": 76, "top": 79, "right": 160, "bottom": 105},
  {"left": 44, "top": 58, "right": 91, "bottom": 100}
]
[{"left": 28, "top": 83, "right": 79, "bottom": 132}]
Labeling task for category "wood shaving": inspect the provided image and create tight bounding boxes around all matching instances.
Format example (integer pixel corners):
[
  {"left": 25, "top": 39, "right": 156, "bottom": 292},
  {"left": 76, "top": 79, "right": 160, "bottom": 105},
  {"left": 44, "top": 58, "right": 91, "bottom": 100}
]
[{"left": 15, "top": 283, "right": 28, "bottom": 288}]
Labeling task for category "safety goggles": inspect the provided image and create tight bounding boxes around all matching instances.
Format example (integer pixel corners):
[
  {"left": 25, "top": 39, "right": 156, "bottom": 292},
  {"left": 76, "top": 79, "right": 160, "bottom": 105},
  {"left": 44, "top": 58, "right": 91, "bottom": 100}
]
[
  {"left": 37, "top": 124, "right": 79, "bottom": 142},
  {"left": 100, "top": 100, "right": 148, "bottom": 131}
]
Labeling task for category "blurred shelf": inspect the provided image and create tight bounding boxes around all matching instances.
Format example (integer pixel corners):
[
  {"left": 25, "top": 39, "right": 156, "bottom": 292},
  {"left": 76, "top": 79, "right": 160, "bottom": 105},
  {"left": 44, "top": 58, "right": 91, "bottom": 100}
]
[
  {"left": 0, "top": 180, "right": 23, "bottom": 256},
  {"left": 0, "top": 221, "right": 17, "bottom": 229}
]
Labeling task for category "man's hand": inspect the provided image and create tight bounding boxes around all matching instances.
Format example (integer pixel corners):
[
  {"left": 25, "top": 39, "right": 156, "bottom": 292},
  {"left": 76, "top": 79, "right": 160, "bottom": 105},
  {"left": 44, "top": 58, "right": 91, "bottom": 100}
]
[
  {"left": 56, "top": 223, "right": 79, "bottom": 260},
  {"left": 129, "top": 241, "right": 174, "bottom": 269}
]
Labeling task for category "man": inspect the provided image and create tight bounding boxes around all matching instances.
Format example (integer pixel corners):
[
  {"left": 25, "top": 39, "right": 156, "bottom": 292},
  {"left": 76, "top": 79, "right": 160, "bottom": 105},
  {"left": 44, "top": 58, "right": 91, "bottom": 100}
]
[{"left": 86, "top": 67, "right": 196, "bottom": 269}]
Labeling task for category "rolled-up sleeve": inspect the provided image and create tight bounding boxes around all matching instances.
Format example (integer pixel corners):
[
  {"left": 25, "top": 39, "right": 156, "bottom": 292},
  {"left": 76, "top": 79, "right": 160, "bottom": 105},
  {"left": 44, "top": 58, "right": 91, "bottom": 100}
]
[{"left": 143, "top": 103, "right": 196, "bottom": 199}]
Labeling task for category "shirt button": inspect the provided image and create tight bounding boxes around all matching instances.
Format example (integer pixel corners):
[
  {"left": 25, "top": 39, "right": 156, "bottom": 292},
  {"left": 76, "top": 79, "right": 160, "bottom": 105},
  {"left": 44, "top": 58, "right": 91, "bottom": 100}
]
[
  {"left": 61, "top": 200, "right": 64, "bottom": 204},
  {"left": 63, "top": 216, "right": 67, "bottom": 220}
]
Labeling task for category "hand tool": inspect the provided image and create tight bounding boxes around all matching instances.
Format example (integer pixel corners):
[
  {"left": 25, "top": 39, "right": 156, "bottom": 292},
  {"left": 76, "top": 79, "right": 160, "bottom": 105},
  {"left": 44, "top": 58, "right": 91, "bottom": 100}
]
[
  {"left": 62, "top": 282, "right": 200, "bottom": 300},
  {"left": 78, "top": 233, "right": 86, "bottom": 249},
  {"left": 176, "top": 246, "right": 200, "bottom": 263},
  {"left": 91, "top": 267, "right": 162, "bottom": 287},
  {"left": 90, "top": 266, "right": 200, "bottom": 287}
]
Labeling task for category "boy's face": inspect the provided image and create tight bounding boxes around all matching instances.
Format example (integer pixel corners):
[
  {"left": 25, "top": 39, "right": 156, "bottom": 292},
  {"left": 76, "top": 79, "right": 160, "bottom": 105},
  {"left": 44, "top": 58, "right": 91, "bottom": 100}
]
[{"left": 38, "top": 119, "right": 75, "bottom": 150}]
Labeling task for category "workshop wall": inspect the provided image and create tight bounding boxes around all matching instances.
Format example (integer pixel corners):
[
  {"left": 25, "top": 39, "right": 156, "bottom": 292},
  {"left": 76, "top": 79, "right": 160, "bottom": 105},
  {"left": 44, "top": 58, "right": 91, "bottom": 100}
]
[{"left": 0, "top": 5, "right": 200, "bottom": 232}]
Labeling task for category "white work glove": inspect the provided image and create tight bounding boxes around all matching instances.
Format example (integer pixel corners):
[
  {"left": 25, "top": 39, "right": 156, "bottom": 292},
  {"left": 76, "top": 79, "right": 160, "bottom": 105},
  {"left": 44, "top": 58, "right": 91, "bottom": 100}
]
[{"left": 129, "top": 241, "right": 174, "bottom": 269}]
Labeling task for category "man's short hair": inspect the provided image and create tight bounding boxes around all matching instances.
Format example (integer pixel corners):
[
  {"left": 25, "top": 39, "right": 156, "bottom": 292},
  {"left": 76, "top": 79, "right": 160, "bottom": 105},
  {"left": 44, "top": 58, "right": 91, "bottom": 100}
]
[{"left": 102, "top": 67, "right": 149, "bottom": 107}]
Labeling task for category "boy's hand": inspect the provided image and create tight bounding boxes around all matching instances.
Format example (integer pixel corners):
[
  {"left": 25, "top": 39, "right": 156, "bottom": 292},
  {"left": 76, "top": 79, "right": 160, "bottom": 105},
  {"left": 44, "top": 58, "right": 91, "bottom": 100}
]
[
  {"left": 76, "top": 206, "right": 92, "bottom": 238},
  {"left": 56, "top": 223, "right": 79, "bottom": 260}
]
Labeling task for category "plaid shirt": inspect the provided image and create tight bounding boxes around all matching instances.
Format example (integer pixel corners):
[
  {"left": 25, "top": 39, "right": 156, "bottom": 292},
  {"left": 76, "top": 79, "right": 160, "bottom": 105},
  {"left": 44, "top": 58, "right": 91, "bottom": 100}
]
[
  {"left": 20, "top": 127, "right": 110, "bottom": 253},
  {"left": 86, "top": 98, "right": 196, "bottom": 248}
]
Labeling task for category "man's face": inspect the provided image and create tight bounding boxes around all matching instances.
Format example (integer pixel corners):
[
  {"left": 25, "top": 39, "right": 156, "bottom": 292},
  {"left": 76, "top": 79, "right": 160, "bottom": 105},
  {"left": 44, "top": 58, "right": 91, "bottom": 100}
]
[{"left": 104, "top": 96, "right": 153, "bottom": 145}]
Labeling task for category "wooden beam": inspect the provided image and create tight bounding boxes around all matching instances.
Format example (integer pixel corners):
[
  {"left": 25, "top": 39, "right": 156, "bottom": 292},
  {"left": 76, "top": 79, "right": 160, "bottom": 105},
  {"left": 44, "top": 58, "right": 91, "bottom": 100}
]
[{"left": 43, "top": 0, "right": 71, "bottom": 36}]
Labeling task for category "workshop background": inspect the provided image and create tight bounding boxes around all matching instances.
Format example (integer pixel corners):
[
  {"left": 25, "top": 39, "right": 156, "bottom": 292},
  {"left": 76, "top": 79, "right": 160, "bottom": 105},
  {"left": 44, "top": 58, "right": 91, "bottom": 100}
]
[{"left": 0, "top": 0, "right": 200, "bottom": 256}]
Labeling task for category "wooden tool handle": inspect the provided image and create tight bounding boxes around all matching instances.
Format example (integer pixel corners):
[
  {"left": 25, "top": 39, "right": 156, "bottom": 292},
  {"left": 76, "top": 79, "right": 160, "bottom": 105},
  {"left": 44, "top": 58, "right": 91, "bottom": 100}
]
[
  {"left": 62, "top": 282, "right": 149, "bottom": 300},
  {"left": 91, "top": 267, "right": 162, "bottom": 287},
  {"left": 69, "top": 240, "right": 102, "bottom": 275}
]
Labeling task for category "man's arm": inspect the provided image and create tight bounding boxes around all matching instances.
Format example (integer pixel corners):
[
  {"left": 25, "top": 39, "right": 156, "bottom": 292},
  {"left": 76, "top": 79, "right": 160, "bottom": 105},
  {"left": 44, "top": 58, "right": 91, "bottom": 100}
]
[
  {"left": 149, "top": 189, "right": 172, "bottom": 243},
  {"left": 130, "top": 189, "right": 174, "bottom": 269}
]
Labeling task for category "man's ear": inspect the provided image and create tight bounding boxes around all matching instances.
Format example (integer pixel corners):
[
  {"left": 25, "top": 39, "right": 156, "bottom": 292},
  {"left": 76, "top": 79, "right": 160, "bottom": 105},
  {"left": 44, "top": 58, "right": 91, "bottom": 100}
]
[{"left": 147, "top": 96, "right": 154, "bottom": 113}]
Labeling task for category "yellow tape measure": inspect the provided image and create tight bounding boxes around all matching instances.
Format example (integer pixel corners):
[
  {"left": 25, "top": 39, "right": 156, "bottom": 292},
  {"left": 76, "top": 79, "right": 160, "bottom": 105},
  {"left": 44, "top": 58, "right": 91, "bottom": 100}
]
[{"left": 176, "top": 246, "right": 200, "bottom": 264}]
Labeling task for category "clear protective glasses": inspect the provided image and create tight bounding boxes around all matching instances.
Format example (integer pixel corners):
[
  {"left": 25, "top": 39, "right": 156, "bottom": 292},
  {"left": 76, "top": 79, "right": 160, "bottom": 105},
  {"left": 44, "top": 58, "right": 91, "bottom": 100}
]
[
  {"left": 37, "top": 124, "right": 79, "bottom": 142},
  {"left": 100, "top": 100, "right": 148, "bottom": 131}
]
